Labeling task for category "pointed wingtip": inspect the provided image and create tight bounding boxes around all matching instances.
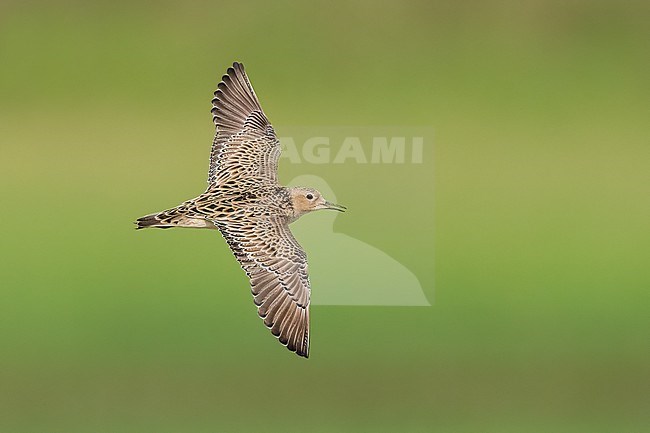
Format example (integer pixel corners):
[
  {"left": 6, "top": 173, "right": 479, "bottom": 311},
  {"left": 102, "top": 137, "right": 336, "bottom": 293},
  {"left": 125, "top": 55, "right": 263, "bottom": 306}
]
[{"left": 222, "top": 61, "right": 247, "bottom": 85}]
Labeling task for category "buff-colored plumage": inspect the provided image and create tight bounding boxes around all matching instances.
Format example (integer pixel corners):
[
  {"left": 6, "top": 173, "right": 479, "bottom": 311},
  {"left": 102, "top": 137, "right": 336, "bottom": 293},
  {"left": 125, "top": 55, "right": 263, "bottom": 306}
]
[{"left": 135, "top": 62, "right": 345, "bottom": 358}]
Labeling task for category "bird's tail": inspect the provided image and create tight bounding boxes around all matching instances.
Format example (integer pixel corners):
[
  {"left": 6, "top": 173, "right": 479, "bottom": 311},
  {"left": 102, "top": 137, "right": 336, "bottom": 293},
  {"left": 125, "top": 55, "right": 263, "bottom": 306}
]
[
  {"left": 135, "top": 212, "right": 173, "bottom": 229},
  {"left": 135, "top": 207, "right": 216, "bottom": 230}
]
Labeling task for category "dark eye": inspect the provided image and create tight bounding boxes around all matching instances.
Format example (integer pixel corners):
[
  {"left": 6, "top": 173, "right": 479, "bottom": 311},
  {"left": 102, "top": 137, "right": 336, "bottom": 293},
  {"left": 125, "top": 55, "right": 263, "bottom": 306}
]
[{"left": 306, "top": 194, "right": 314, "bottom": 200}]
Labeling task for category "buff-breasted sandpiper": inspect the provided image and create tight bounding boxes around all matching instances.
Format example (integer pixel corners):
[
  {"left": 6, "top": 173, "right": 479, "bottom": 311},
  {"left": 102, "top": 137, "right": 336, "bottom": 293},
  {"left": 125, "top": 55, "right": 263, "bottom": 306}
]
[{"left": 135, "top": 62, "right": 345, "bottom": 358}]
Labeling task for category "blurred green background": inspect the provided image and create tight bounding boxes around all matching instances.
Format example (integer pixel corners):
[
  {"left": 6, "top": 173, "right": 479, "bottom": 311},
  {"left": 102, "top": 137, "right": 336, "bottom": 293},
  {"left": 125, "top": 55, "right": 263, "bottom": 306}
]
[{"left": 1, "top": 1, "right": 648, "bottom": 432}]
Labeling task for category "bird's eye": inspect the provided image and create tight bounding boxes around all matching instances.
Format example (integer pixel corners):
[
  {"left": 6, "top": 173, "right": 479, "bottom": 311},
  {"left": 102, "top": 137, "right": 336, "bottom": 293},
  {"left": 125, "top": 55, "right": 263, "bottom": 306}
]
[{"left": 306, "top": 194, "right": 314, "bottom": 200}]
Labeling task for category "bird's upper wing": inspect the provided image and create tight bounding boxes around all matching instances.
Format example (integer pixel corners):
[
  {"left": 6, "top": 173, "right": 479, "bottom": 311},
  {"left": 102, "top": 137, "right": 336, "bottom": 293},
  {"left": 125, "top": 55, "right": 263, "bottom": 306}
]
[
  {"left": 208, "top": 62, "right": 281, "bottom": 188},
  {"left": 216, "top": 216, "right": 311, "bottom": 358}
]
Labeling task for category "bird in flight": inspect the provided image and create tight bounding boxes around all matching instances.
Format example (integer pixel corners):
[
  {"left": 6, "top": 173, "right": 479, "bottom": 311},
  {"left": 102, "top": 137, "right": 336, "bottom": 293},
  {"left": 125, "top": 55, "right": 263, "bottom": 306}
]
[{"left": 135, "top": 62, "right": 345, "bottom": 358}]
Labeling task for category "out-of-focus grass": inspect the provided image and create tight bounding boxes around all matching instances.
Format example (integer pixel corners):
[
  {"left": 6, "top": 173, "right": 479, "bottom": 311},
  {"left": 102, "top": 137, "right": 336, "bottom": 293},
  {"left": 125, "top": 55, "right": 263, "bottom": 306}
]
[{"left": 0, "top": 1, "right": 648, "bottom": 432}]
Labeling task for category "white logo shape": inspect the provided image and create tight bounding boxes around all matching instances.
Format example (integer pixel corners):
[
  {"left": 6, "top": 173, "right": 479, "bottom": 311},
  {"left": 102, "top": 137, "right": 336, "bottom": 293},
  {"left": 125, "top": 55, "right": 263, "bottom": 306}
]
[{"left": 289, "top": 175, "right": 431, "bottom": 306}]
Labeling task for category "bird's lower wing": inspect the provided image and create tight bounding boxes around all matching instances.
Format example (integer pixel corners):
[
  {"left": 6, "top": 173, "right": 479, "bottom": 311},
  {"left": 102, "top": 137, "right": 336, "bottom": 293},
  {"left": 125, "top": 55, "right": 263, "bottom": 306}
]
[{"left": 216, "top": 216, "right": 311, "bottom": 358}]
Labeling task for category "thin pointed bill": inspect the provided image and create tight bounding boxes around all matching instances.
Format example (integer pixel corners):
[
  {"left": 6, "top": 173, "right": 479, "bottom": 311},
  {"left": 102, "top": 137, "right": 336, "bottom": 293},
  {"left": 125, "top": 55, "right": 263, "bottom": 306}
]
[{"left": 323, "top": 201, "right": 347, "bottom": 212}]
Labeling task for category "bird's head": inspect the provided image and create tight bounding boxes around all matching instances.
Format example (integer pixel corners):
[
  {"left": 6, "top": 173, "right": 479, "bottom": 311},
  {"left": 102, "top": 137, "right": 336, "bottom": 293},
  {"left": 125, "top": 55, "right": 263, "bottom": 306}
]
[{"left": 289, "top": 186, "right": 346, "bottom": 219}]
